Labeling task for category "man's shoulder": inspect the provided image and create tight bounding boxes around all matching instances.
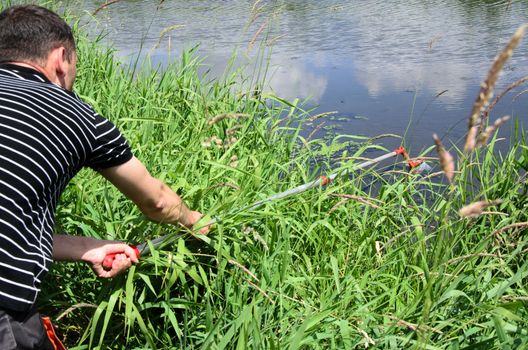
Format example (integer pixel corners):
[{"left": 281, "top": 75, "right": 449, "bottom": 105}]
[{"left": 0, "top": 71, "right": 98, "bottom": 124}]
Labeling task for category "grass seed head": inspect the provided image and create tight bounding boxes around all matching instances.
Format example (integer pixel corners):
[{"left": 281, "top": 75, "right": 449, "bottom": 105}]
[
  {"left": 483, "top": 76, "right": 528, "bottom": 122},
  {"left": 201, "top": 135, "right": 223, "bottom": 148},
  {"left": 243, "top": 226, "right": 269, "bottom": 250},
  {"left": 476, "top": 115, "right": 510, "bottom": 147},
  {"left": 229, "top": 155, "right": 239, "bottom": 167},
  {"left": 459, "top": 199, "right": 503, "bottom": 218},
  {"left": 226, "top": 124, "right": 243, "bottom": 136},
  {"left": 464, "top": 24, "right": 527, "bottom": 153},
  {"left": 223, "top": 137, "right": 238, "bottom": 149},
  {"left": 432, "top": 133, "right": 455, "bottom": 183},
  {"left": 329, "top": 193, "right": 383, "bottom": 210},
  {"left": 207, "top": 113, "right": 249, "bottom": 125},
  {"left": 228, "top": 259, "right": 259, "bottom": 282}
]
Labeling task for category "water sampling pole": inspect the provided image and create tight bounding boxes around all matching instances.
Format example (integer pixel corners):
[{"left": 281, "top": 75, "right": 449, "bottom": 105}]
[{"left": 103, "top": 146, "right": 420, "bottom": 269}]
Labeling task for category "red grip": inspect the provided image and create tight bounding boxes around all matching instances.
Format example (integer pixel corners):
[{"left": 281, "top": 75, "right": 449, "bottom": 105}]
[
  {"left": 320, "top": 175, "right": 331, "bottom": 186},
  {"left": 394, "top": 146, "right": 406, "bottom": 156},
  {"left": 102, "top": 245, "right": 140, "bottom": 270},
  {"left": 407, "top": 159, "right": 423, "bottom": 169}
]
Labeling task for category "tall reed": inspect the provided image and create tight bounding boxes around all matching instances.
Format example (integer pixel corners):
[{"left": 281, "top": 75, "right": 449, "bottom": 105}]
[{"left": 14, "top": 4, "right": 526, "bottom": 349}]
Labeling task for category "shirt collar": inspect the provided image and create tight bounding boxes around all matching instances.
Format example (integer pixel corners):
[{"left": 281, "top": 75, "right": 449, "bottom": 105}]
[{"left": 0, "top": 63, "right": 51, "bottom": 84}]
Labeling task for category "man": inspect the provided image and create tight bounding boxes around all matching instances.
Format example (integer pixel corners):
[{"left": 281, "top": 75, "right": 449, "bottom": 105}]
[{"left": 0, "top": 4, "right": 207, "bottom": 349}]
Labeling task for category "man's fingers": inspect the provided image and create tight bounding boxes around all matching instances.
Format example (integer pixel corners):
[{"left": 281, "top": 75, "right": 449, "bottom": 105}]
[
  {"left": 112, "top": 254, "right": 132, "bottom": 272},
  {"left": 95, "top": 250, "right": 134, "bottom": 278},
  {"left": 96, "top": 258, "right": 131, "bottom": 278},
  {"left": 122, "top": 245, "right": 139, "bottom": 263},
  {"left": 92, "top": 264, "right": 110, "bottom": 278},
  {"left": 199, "top": 225, "right": 210, "bottom": 235},
  {"left": 191, "top": 212, "right": 213, "bottom": 235},
  {"left": 105, "top": 244, "right": 139, "bottom": 263}
]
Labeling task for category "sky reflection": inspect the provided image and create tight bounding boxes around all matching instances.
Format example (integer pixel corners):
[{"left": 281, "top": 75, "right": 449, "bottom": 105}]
[{"left": 78, "top": 0, "right": 528, "bottom": 150}]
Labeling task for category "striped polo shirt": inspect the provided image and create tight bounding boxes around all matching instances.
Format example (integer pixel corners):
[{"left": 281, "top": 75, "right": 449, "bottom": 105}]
[{"left": 0, "top": 64, "right": 133, "bottom": 312}]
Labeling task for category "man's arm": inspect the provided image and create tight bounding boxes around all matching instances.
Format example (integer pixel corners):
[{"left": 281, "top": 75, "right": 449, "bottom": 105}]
[
  {"left": 53, "top": 157, "right": 206, "bottom": 278},
  {"left": 97, "top": 156, "right": 206, "bottom": 231}
]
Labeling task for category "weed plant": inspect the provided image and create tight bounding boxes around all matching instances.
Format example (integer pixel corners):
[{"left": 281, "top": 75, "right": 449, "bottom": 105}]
[{"left": 3, "top": 4, "right": 523, "bottom": 350}]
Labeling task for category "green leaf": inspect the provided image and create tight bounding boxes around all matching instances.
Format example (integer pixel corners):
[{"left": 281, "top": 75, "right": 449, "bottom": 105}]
[
  {"left": 288, "top": 310, "right": 333, "bottom": 350},
  {"left": 98, "top": 289, "right": 121, "bottom": 347},
  {"left": 330, "top": 256, "right": 341, "bottom": 293},
  {"left": 89, "top": 301, "right": 107, "bottom": 348},
  {"left": 492, "top": 315, "right": 509, "bottom": 345},
  {"left": 434, "top": 289, "right": 473, "bottom": 308}
]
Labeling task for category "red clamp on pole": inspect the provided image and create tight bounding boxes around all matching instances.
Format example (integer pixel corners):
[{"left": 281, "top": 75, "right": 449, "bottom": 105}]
[
  {"left": 394, "top": 146, "right": 422, "bottom": 170},
  {"left": 102, "top": 245, "right": 140, "bottom": 270},
  {"left": 407, "top": 159, "right": 423, "bottom": 169},
  {"left": 320, "top": 175, "right": 331, "bottom": 186},
  {"left": 394, "top": 146, "right": 406, "bottom": 156}
]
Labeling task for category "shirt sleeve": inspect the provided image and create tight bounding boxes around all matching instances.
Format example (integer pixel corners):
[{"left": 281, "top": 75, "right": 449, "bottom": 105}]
[{"left": 85, "top": 113, "right": 133, "bottom": 169}]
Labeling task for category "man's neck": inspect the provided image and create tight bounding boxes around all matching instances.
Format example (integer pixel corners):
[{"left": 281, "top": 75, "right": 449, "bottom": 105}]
[
  {"left": 6, "top": 60, "right": 67, "bottom": 89},
  {"left": 7, "top": 61, "right": 48, "bottom": 76}
]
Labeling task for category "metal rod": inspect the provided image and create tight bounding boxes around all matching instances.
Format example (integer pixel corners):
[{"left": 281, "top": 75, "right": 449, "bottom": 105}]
[
  {"left": 136, "top": 147, "right": 405, "bottom": 255},
  {"left": 103, "top": 147, "right": 409, "bottom": 268},
  {"left": 216, "top": 148, "right": 402, "bottom": 218}
]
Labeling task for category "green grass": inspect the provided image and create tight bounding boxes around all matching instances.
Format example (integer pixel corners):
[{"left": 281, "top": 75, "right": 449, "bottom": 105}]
[{"left": 1, "top": 3, "right": 524, "bottom": 349}]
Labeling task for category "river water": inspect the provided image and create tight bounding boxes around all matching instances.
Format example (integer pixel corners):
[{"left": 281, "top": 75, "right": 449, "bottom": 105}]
[{"left": 76, "top": 0, "right": 527, "bottom": 153}]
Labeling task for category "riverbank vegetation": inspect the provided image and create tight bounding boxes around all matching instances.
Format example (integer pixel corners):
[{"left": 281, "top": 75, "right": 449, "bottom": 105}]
[{"left": 27, "top": 6, "right": 528, "bottom": 350}]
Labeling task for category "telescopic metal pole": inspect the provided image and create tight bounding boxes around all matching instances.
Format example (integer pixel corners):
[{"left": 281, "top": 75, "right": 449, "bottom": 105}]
[
  {"left": 103, "top": 147, "right": 408, "bottom": 267},
  {"left": 206, "top": 146, "right": 406, "bottom": 225}
]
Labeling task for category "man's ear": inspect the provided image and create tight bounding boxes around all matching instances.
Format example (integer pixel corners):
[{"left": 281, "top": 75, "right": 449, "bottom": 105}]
[{"left": 54, "top": 46, "right": 68, "bottom": 77}]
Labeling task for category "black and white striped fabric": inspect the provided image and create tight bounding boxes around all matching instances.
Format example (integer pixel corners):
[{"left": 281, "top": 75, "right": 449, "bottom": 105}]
[{"left": 0, "top": 64, "right": 132, "bottom": 312}]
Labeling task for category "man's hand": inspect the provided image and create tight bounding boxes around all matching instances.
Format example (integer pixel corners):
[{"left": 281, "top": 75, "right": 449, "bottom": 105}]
[
  {"left": 82, "top": 242, "right": 139, "bottom": 278},
  {"left": 187, "top": 210, "right": 210, "bottom": 235},
  {"left": 53, "top": 235, "right": 139, "bottom": 278}
]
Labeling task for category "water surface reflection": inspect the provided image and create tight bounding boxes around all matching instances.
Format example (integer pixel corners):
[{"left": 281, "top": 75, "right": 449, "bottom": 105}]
[{"left": 78, "top": 0, "right": 528, "bottom": 151}]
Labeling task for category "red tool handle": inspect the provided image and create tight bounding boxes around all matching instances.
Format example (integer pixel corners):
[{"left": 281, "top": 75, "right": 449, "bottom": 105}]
[{"left": 102, "top": 245, "right": 140, "bottom": 270}]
